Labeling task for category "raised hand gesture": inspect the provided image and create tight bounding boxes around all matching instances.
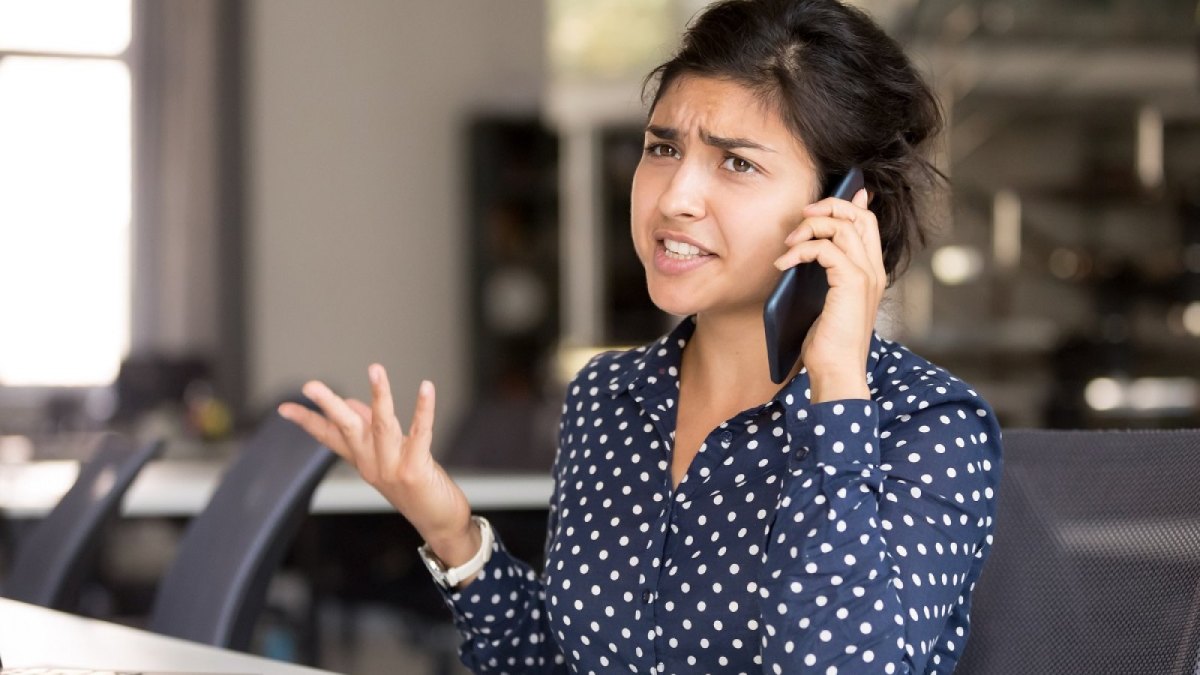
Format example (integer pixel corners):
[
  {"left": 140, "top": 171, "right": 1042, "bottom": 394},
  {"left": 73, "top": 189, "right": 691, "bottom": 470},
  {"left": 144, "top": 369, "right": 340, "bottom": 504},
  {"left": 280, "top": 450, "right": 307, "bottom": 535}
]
[{"left": 278, "top": 365, "right": 481, "bottom": 569}]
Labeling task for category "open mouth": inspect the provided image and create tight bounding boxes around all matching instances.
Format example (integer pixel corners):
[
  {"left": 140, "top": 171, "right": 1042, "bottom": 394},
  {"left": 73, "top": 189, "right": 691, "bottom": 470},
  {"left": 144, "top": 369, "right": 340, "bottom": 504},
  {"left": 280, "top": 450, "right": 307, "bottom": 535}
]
[{"left": 660, "top": 237, "right": 714, "bottom": 261}]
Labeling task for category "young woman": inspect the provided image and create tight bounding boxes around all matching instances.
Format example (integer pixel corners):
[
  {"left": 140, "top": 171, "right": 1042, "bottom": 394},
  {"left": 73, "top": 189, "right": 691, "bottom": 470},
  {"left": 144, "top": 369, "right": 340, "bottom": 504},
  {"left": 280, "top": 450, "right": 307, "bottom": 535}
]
[{"left": 280, "top": 0, "right": 1003, "bottom": 672}]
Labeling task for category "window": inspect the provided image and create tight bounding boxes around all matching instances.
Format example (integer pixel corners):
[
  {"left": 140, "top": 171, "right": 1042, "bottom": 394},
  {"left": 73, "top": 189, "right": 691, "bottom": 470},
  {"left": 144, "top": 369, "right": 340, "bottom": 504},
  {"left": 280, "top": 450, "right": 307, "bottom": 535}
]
[
  {"left": 547, "top": 0, "right": 674, "bottom": 80},
  {"left": 0, "top": 0, "right": 132, "bottom": 386}
]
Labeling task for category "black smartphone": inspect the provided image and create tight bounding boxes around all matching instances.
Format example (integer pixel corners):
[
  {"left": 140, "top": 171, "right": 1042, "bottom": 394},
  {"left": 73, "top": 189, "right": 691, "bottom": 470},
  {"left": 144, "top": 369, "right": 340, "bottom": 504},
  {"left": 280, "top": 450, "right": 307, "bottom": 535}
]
[{"left": 763, "top": 167, "right": 866, "bottom": 385}]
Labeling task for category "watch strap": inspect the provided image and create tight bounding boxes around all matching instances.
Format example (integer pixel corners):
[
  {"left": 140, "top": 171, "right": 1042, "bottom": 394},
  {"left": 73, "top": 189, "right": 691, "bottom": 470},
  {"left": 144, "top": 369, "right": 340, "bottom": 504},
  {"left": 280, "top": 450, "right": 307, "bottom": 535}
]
[{"left": 418, "top": 515, "right": 494, "bottom": 589}]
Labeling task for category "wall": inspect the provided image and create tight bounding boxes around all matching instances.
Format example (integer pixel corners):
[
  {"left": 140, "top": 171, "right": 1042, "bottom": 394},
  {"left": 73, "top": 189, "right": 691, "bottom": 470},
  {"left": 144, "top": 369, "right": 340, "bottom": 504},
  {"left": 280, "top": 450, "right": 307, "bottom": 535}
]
[{"left": 245, "top": 0, "right": 545, "bottom": 439}]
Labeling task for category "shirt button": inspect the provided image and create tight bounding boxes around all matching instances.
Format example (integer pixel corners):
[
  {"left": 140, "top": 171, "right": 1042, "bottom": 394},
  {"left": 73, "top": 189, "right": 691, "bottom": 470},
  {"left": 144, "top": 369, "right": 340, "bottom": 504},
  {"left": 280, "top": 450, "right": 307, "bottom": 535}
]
[
  {"left": 719, "top": 430, "right": 733, "bottom": 445},
  {"left": 642, "top": 589, "right": 653, "bottom": 603},
  {"left": 795, "top": 446, "right": 810, "bottom": 461}
]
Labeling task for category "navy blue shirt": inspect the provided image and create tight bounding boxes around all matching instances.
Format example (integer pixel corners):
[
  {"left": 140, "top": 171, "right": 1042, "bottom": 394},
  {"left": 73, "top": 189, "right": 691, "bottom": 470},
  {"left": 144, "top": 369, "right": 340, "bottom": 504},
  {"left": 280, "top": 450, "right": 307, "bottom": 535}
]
[{"left": 437, "top": 317, "right": 1002, "bottom": 674}]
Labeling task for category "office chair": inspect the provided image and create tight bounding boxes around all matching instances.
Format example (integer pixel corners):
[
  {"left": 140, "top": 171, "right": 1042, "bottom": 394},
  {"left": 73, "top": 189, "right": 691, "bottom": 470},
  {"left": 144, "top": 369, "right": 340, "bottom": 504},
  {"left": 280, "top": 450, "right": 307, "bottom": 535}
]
[
  {"left": 958, "top": 428, "right": 1200, "bottom": 675},
  {"left": 146, "top": 411, "right": 336, "bottom": 651},
  {"left": 2, "top": 434, "right": 165, "bottom": 610}
]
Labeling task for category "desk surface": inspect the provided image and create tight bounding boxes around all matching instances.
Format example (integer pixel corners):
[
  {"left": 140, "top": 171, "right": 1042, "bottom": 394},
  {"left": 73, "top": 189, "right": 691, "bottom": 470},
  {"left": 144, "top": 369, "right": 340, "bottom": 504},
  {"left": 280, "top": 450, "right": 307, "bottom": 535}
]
[
  {"left": 0, "top": 460, "right": 553, "bottom": 519},
  {"left": 0, "top": 598, "right": 335, "bottom": 673}
]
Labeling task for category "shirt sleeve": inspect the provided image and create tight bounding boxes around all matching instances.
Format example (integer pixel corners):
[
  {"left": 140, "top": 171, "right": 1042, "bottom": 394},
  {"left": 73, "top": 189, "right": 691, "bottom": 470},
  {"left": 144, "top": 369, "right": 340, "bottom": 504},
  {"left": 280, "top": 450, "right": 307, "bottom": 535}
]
[
  {"left": 436, "top": 530, "right": 566, "bottom": 673},
  {"left": 432, "top": 412, "right": 573, "bottom": 673},
  {"left": 757, "top": 379, "right": 1002, "bottom": 674}
]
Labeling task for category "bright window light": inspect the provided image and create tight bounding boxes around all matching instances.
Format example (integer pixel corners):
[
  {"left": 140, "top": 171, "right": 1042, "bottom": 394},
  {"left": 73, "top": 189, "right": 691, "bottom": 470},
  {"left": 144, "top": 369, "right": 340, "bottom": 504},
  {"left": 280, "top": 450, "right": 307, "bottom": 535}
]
[
  {"left": 1085, "top": 376, "right": 1199, "bottom": 415},
  {"left": 1183, "top": 302, "right": 1200, "bottom": 337},
  {"left": 548, "top": 0, "right": 673, "bottom": 79},
  {"left": 1084, "top": 377, "right": 1123, "bottom": 412},
  {"left": 0, "top": 0, "right": 130, "bottom": 55},
  {"left": 0, "top": 56, "right": 131, "bottom": 386},
  {"left": 931, "top": 245, "right": 984, "bottom": 285}
]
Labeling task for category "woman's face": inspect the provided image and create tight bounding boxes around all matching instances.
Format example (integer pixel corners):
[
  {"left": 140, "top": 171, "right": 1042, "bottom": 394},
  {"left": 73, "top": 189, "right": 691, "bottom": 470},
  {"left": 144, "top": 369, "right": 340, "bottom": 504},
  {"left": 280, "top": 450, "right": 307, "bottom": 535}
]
[{"left": 631, "top": 75, "right": 820, "bottom": 320}]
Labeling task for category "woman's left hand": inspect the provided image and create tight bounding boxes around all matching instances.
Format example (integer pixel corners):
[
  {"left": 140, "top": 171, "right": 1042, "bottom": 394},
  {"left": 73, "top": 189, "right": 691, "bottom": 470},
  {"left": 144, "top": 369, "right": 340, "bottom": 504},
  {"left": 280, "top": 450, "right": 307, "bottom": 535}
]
[{"left": 773, "top": 188, "right": 885, "bottom": 403}]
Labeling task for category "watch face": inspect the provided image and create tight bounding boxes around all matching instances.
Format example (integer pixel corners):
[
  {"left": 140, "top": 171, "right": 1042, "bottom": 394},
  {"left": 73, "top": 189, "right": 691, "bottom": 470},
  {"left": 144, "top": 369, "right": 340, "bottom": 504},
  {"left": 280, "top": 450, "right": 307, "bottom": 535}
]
[
  {"left": 419, "top": 518, "right": 492, "bottom": 589},
  {"left": 420, "top": 545, "right": 450, "bottom": 587}
]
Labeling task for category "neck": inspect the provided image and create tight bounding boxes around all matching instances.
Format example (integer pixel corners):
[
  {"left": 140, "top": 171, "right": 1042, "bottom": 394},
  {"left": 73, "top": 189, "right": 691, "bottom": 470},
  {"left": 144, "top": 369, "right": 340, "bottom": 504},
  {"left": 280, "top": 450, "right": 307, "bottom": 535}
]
[{"left": 681, "top": 308, "right": 794, "bottom": 411}]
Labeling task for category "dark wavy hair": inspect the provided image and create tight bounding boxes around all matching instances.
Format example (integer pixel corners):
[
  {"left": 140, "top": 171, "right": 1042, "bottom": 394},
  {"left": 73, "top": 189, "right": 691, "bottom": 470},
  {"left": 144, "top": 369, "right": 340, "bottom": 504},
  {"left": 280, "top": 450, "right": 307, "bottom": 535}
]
[{"left": 643, "top": 0, "right": 945, "bottom": 282}]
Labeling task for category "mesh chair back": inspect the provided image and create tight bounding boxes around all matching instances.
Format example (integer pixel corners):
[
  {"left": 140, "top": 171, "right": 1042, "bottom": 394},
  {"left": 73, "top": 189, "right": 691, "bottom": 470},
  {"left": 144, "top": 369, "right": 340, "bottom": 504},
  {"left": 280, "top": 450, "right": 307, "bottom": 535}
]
[
  {"left": 959, "top": 429, "right": 1200, "bottom": 675},
  {"left": 147, "top": 412, "right": 335, "bottom": 650},
  {"left": 3, "top": 434, "right": 164, "bottom": 609}
]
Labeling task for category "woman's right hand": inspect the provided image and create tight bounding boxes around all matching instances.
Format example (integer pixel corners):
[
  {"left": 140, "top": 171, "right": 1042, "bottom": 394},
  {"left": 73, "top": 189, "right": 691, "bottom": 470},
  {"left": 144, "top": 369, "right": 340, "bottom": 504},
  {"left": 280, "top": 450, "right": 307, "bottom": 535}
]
[{"left": 277, "top": 365, "right": 480, "bottom": 568}]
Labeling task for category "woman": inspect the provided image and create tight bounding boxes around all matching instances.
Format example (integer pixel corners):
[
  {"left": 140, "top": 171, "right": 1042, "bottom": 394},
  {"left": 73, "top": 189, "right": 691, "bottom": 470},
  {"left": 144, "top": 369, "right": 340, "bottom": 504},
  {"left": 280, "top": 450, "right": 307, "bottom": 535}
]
[{"left": 280, "top": 0, "right": 1003, "bottom": 672}]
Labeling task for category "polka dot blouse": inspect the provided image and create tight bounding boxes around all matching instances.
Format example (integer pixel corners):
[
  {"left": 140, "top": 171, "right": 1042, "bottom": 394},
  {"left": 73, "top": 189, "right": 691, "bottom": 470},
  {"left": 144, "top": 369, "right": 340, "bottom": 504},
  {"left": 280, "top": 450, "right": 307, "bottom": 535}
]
[{"left": 435, "top": 316, "right": 1003, "bottom": 674}]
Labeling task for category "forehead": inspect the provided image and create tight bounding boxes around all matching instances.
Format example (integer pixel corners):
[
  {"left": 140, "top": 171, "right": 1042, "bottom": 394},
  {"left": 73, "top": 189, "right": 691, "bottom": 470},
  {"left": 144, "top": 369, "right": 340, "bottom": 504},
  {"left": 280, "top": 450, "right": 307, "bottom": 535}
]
[
  {"left": 650, "top": 76, "right": 792, "bottom": 140},
  {"left": 648, "top": 75, "right": 813, "bottom": 171}
]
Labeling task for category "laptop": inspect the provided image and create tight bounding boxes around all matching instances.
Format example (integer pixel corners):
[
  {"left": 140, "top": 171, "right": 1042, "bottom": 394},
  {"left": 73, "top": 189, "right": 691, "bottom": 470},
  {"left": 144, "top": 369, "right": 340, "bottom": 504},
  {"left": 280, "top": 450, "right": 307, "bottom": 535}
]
[
  {"left": 0, "top": 662, "right": 250, "bottom": 667},
  {"left": 0, "top": 651, "right": 251, "bottom": 675}
]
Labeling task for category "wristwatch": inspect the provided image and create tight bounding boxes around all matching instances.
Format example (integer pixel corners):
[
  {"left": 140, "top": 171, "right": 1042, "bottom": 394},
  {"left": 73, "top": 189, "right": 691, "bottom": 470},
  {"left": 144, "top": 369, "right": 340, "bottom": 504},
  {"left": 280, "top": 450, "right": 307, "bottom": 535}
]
[{"left": 418, "top": 515, "right": 494, "bottom": 589}]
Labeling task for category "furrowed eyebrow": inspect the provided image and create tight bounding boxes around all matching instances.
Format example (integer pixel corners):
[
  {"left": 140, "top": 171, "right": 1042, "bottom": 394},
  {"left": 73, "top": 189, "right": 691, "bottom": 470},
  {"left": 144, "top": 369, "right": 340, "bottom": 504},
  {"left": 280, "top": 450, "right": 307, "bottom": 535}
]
[
  {"left": 701, "top": 129, "right": 775, "bottom": 153},
  {"left": 644, "top": 125, "right": 775, "bottom": 153},
  {"left": 645, "top": 125, "right": 678, "bottom": 141}
]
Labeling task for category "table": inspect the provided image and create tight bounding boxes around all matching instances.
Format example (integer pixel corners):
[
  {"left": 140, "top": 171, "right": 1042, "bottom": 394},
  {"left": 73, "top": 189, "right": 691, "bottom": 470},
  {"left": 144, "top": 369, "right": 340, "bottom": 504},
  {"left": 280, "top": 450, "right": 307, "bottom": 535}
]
[
  {"left": 0, "top": 598, "right": 336, "bottom": 673},
  {"left": 0, "top": 461, "right": 553, "bottom": 519}
]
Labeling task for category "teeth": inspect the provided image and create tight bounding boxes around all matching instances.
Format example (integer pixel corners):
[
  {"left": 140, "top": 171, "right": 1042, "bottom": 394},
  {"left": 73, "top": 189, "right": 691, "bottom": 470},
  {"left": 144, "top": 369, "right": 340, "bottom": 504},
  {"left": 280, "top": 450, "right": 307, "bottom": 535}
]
[{"left": 663, "top": 238, "right": 703, "bottom": 257}]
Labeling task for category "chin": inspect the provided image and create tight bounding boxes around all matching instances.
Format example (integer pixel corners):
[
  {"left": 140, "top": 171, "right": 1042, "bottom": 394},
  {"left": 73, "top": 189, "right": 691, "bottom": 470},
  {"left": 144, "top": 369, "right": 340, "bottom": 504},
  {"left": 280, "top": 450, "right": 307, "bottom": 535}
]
[
  {"left": 641, "top": 256, "right": 778, "bottom": 319},
  {"left": 643, "top": 269, "right": 705, "bottom": 314},
  {"left": 643, "top": 282, "right": 700, "bottom": 317},
  {"left": 648, "top": 280, "right": 775, "bottom": 325}
]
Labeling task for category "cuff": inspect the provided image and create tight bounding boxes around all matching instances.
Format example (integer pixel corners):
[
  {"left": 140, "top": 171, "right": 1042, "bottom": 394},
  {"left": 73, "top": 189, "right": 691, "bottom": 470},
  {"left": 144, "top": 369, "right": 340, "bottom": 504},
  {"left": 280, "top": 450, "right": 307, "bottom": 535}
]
[
  {"left": 434, "top": 531, "right": 540, "bottom": 639},
  {"left": 790, "top": 399, "right": 881, "bottom": 467}
]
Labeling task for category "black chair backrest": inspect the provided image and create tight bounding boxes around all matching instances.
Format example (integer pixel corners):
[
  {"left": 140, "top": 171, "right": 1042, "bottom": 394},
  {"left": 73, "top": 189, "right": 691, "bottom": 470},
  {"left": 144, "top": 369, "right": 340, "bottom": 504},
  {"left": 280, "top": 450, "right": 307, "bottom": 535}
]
[
  {"left": 959, "top": 428, "right": 1200, "bottom": 675},
  {"left": 3, "top": 434, "right": 164, "bottom": 609},
  {"left": 147, "top": 412, "right": 336, "bottom": 650}
]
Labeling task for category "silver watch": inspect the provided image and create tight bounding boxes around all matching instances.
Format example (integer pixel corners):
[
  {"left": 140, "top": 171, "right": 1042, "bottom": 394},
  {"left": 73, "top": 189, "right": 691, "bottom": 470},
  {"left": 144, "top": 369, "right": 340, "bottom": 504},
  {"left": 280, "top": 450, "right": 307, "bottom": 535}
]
[{"left": 418, "top": 515, "right": 494, "bottom": 589}]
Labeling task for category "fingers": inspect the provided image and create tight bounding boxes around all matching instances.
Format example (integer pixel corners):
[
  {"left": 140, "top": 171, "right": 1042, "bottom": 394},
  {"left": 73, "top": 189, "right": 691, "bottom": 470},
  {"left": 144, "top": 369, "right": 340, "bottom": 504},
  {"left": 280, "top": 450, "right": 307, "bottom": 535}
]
[
  {"left": 776, "top": 238, "right": 868, "bottom": 288},
  {"left": 791, "top": 189, "right": 873, "bottom": 240},
  {"left": 279, "top": 371, "right": 438, "bottom": 496},
  {"left": 852, "top": 187, "right": 870, "bottom": 209},
  {"left": 277, "top": 402, "right": 352, "bottom": 458},
  {"left": 368, "top": 364, "right": 404, "bottom": 475},
  {"left": 848, "top": 189, "right": 886, "bottom": 281},
  {"left": 346, "top": 398, "right": 373, "bottom": 425},
  {"left": 781, "top": 188, "right": 885, "bottom": 287},
  {"left": 408, "top": 380, "right": 436, "bottom": 452},
  {"left": 778, "top": 215, "right": 870, "bottom": 269},
  {"left": 298, "top": 381, "right": 366, "bottom": 443}
]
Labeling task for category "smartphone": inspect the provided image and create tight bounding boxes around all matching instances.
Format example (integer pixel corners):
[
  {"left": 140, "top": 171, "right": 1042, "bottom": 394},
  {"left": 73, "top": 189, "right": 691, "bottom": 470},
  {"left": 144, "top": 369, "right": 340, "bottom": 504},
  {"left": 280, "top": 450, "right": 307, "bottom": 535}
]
[{"left": 763, "top": 167, "right": 866, "bottom": 384}]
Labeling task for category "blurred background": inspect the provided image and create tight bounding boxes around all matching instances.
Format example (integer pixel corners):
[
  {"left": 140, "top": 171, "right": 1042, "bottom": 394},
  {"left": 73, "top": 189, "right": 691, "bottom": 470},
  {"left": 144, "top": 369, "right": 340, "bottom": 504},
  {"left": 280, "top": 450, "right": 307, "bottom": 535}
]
[{"left": 0, "top": 0, "right": 1198, "bottom": 672}]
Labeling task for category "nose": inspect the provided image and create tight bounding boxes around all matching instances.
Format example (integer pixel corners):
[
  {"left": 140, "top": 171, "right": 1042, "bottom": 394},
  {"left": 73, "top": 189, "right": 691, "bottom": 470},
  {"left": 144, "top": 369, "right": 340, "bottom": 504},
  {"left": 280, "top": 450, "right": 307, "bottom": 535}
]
[{"left": 656, "top": 159, "right": 707, "bottom": 222}]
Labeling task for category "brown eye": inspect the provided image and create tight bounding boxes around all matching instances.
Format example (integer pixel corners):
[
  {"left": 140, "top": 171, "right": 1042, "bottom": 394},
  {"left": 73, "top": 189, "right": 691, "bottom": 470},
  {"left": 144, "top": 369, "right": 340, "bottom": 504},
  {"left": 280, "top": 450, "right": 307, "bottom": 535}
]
[
  {"left": 645, "top": 143, "right": 678, "bottom": 159},
  {"left": 722, "top": 156, "right": 757, "bottom": 174}
]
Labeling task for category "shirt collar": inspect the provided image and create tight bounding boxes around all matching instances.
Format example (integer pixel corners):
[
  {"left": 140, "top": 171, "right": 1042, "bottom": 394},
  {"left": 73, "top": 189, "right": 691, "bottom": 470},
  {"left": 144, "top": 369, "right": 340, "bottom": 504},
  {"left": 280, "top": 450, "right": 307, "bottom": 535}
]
[
  {"left": 606, "top": 316, "right": 695, "bottom": 398},
  {"left": 605, "top": 315, "right": 887, "bottom": 404}
]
